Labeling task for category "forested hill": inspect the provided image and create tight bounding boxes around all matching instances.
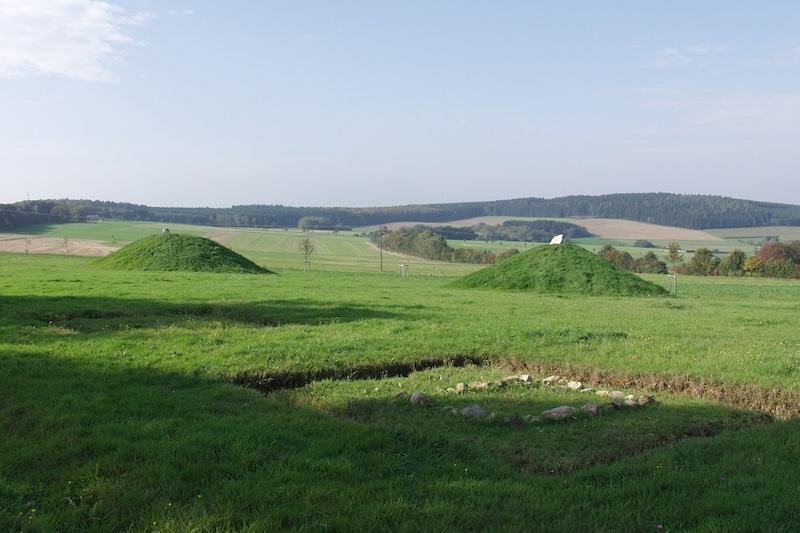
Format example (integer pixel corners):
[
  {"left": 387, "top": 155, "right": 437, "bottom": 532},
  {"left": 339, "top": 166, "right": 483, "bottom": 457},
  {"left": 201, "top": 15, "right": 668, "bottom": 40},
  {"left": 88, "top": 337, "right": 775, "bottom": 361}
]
[{"left": 3, "top": 193, "right": 800, "bottom": 232}]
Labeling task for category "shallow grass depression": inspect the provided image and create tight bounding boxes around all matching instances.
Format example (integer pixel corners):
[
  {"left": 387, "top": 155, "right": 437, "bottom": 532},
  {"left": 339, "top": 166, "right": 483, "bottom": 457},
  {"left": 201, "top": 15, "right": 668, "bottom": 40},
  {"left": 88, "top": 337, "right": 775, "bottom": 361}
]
[{"left": 2, "top": 252, "right": 800, "bottom": 530}]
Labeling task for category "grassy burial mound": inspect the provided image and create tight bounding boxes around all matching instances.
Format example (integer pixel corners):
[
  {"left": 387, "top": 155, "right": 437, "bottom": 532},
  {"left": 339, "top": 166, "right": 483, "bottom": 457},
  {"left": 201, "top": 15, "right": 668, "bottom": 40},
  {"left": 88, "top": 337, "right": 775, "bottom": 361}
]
[
  {"left": 453, "top": 243, "right": 667, "bottom": 296},
  {"left": 96, "top": 234, "right": 272, "bottom": 274}
]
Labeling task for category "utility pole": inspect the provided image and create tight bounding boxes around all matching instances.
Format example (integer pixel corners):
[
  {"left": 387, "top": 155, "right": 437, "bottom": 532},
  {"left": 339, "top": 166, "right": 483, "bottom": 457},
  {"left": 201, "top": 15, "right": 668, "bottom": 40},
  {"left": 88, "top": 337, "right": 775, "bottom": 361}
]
[{"left": 379, "top": 228, "right": 384, "bottom": 272}]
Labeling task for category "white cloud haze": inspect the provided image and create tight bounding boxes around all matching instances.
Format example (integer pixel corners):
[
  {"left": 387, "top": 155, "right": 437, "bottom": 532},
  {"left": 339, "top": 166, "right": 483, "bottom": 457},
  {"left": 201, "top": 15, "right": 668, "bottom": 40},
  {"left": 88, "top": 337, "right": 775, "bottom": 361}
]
[{"left": 0, "top": 0, "right": 149, "bottom": 81}]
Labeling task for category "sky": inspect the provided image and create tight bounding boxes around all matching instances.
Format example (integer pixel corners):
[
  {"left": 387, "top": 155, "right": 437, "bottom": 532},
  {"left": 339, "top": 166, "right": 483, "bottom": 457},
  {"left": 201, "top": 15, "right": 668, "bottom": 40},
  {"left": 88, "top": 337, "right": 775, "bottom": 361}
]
[{"left": 1, "top": 1, "right": 800, "bottom": 208}]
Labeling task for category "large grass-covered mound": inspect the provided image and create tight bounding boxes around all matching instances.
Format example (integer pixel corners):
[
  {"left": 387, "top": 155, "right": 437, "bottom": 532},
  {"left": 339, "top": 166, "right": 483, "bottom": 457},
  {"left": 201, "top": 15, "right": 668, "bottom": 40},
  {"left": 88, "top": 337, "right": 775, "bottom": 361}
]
[
  {"left": 96, "top": 234, "right": 272, "bottom": 274},
  {"left": 453, "top": 243, "right": 667, "bottom": 296}
]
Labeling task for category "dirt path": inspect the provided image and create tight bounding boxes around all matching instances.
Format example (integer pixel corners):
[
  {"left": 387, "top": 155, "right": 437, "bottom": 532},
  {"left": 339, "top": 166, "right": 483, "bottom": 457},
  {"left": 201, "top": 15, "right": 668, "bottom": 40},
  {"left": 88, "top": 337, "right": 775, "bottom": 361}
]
[
  {"left": 0, "top": 233, "right": 118, "bottom": 257},
  {"left": 365, "top": 241, "right": 421, "bottom": 261}
]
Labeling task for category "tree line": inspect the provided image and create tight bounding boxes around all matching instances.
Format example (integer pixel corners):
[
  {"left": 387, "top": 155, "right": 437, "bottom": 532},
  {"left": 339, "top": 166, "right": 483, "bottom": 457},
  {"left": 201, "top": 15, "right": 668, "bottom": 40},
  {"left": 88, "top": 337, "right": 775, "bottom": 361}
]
[
  {"left": 370, "top": 228, "right": 520, "bottom": 265},
  {"left": 3, "top": 193, "right": 800, "bottom": 232},
  {"left": 598, "top": 241, "right": 800, "bottom": 279},
  {"left": 422, "top": 220, "right": 593, "bottom": 242}
]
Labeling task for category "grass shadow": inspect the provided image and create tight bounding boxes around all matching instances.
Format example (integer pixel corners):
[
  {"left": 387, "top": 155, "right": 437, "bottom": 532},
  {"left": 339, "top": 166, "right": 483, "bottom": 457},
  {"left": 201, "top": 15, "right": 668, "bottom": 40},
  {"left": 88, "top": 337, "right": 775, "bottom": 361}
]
[
  {"left": 2, "top": 351, "right": 800, "bottom": 531},
  {"left": 0, "top": 295, "right": 425, "bottom": 332}
]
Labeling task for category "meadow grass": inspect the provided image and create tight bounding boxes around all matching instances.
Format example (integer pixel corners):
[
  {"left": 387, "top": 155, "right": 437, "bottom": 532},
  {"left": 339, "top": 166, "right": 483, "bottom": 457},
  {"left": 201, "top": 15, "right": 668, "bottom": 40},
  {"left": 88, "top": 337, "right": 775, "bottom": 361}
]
[{"left": 2, "top": 251, "right": 800, "bottom": 530}]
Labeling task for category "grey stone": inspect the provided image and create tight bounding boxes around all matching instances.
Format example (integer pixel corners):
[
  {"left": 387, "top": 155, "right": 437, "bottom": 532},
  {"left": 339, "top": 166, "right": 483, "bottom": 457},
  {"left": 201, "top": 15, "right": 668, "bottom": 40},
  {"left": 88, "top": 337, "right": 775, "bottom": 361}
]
[
  {"left": 623, "top": 398, "right": 638, "bottom": 407},
  {"left": 542, "top": 375, "right": 560, "bottom": 384},
  {"left": 596, "top": 390, "right": 609, "bottom": 397},
  {"left": 610, "top": 391, "right": 625, "bottom": 400},
  {"left": 580, "top": 388, "right": 595, "bottom": 393},
  {"left": 523, "top": 415, "right": 542, "bottom": 424},
  {"left": 461, "top": 404, "right": 487, "bottom": 418},
  {"left": 410, "top": 392, "right": 433, "bottom": 406},
  {"left": 638, "top": 395, "right": 656, "bottom": 406},
  {"left": 581, "top": 403, "right": 600, "bottom": 415},
  {"left": 469, "top": 381, "right": 489, "bottom": 390},
  {"left": 566, "top": 380, "right": 582, "bottom": 390},
  {"left": 519, "top": 374, "right": 533, "bottom": 383},
  {"left": 542, "top": 405, "right": 578, "bottom": 420},
  {"left": 454, "top": 382, "right": 468, "bottom": 393}
]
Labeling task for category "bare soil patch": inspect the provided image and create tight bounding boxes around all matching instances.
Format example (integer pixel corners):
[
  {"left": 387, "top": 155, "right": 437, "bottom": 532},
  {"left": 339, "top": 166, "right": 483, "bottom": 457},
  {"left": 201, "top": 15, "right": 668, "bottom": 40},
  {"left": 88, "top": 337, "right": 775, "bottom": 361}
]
[
  {"left": 0, "top": 233, "right": 118, "bottom": 257},
  {"left": 571, "top": 218, "right": 722, "bottom": 241}
]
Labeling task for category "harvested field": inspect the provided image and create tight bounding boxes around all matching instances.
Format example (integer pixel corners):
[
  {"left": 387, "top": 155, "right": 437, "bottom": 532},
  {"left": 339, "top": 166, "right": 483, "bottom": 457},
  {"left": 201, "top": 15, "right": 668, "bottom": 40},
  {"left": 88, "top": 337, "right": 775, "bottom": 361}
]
[{"left": 0, "top": 233, "right": 118, "bottom": 256}]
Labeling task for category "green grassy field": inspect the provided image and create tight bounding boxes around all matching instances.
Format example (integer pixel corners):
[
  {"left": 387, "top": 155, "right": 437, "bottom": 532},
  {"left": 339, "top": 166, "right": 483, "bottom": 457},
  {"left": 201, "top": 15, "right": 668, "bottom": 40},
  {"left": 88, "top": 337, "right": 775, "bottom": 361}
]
[
  {"left": 2, "top": 248, "right": 800, "bottom": 530},
  {"left": 2, "top": 220, "right": 741, "bottom": 274},
  {"left": 10, "top": 221, "right": 481, "bottom": 275}
]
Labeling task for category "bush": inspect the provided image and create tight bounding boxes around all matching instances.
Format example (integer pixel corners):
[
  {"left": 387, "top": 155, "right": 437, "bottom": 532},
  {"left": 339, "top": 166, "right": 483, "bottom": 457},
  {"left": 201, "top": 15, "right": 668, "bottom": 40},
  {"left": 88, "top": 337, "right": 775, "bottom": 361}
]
[
  {"left": 720, "top": 250, "right": 746, "bottom": 276},
  {"left": 684, "top": 248, "right": 720, "bottom": 276},
  {"left": 631, "top": 252, "right": 668, "bottom": 274},
  {"left": 496, "top": 248, "right": 521, "bottom": 263},
  {"left": 597, "top": 245, "right": 634, "bottom": 271},
  {"left": 633, "top": 240, "right": 656, "bottom": 248},
  {"left": 743, "top": 256, "right": 763, "bottom": 276}
]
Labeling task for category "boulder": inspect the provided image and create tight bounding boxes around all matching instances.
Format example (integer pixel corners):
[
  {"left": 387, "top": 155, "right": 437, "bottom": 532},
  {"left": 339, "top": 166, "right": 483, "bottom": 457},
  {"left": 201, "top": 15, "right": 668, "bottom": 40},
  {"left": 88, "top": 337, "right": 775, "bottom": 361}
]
[
  {"left": 595, "top": 390, "right": 609, "bottom": 397},
  {"left": 460, "top": 404, "right": 487, "bottom": 418},
  {"left": 566, "top": 380, "right": 582, "bottom": 390},
  {"left": 581, "top": 403, "right": 600, "bottom": 415},
  {"left": 519, "top": 374, "right": 533, "bottom": 383},
  {"left": 410, "top": 392, "right": 433, "bottom": 406},
  {"left": 542, "top": 375, "right": 560, "bottom": 384},
  {"left": 542, "top": 406, "right": 578, "bottom": 420},
  {"left": 638, "top": 395, "right": 656, "bottom": 406},
  {"left": 454, "top": 382, "right": 468, "bottom": 393}
]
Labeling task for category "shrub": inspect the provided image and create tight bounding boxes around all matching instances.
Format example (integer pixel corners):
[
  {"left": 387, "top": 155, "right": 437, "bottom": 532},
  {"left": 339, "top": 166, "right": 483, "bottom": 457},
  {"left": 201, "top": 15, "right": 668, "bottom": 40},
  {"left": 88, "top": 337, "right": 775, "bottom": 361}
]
[
  {"left": 597, "top": 245, "right": 634, "bottom": 271},
  {"left": 631, "top": 252, "right": 668, "bottom": 274},
  {"left": 684, "top": 248, "right": 720, "bottom": 276},
  {"left": 720, "top": 250, "right": 746, "bottom": 277}
]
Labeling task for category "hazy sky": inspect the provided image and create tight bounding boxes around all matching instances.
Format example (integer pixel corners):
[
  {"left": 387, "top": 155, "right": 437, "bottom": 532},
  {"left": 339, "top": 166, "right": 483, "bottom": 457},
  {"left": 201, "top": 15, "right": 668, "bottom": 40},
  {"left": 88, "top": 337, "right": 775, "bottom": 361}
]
[{"left": 2, "top": 1, "right": 800, "bottom": 207}]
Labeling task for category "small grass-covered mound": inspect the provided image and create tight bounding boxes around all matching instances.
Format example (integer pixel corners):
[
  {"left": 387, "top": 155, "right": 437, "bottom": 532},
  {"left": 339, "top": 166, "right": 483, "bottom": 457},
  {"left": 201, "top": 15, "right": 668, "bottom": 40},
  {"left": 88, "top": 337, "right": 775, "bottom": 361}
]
[
  {"left": 96, "top": 234, "right": 272, "bottom": 274},
  {"left": 453, "top": 243, "right": 667, "bottom": 296}
]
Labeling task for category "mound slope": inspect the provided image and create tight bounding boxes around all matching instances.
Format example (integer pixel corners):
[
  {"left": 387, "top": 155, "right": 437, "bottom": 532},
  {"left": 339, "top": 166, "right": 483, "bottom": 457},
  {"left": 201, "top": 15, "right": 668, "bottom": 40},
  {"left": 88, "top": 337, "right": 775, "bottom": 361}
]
[
  {"left": 453, "top": 243, "right": 667, "bottom": 296},
  {"left": 96, "top": 234, "right": 271, "bottom": 274}
]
